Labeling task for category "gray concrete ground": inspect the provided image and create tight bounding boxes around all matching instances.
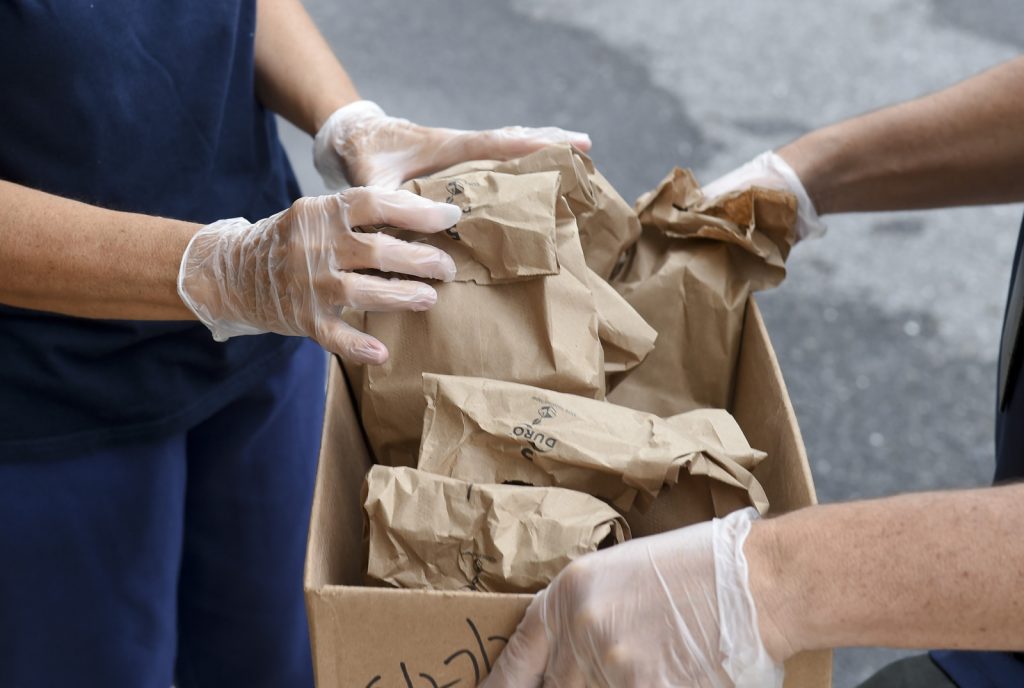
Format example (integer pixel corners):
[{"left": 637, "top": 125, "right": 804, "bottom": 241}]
[{"left": 280, "top": 2, "right": 1024, "bottom": 685}]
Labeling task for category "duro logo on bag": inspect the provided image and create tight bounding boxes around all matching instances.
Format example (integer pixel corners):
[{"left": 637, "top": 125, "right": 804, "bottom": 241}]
[
  {"left": 511, "top": 402, "right": 566, "bottom": 459},
  {"left": 511, "top": 423, "right": 557, "bottom": 458},
  {"left": 533, "top": 405, "right": 556, "bottom": 423},
  {"left": 444, "top": 179, "right": 471, "bottom": 240}
]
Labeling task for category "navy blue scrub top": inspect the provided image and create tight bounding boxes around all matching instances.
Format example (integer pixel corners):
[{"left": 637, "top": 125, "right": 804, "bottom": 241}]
[
  {"left": 931, "top": 212, "right": 1024, "bottom": 686},
  {"left": 0, "top": 0, "right": 302, "bottom": 458}
]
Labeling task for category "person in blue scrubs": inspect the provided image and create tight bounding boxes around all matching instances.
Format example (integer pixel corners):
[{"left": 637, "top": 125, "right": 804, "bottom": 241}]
[
  {"left": 0, "top": 1, "right": 590, "bottom": 686},
  {"left": 481, "top": 58, "right": 1024, "bottom": 688}
]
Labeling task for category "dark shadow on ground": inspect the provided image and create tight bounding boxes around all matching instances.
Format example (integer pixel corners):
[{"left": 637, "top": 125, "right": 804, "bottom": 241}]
[
  {"left": 307, "top": 0, "right": 713, "bottom": 202},
  {"left": 931, "top": 0, "right": 1024, "bottom": 50}
]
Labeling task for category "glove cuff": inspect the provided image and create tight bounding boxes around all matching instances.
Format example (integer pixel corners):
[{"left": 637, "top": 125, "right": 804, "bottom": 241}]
[
  {"left": 313, "top": 100, "right": 387, "bottom": 189},
  {"left": 178, "top": 217, "right": 267, "bottom": 342},
  {"left": 714, "top": 507, "right": 785, "bottom": 688},
  {"left": 763, "top": 151, "right": 827, "bottom": 241}
]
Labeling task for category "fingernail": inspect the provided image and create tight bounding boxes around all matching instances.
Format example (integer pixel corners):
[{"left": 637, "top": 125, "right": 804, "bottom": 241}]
[
  {"left": 437, "top": 202, "right": 463, "bottom": 228},
  {"left": 438, "top": 254, "right": 457, "bottom": 282},
  {"left": 568, "top": 131, "right": 592, "bottom": 149},
  {"left": 353, "top": 339, "right": 388, "bottom": 365},
  {"left": 412, "top": 284, "right": 438, "bottom": 309}
]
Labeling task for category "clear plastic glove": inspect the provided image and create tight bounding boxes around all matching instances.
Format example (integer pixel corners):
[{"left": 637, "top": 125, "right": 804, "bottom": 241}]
[
  {"left": 313, "top": 100, "right": 592, "bottom": 190},
  {"left": 481, "top": 507, "right": 782, "bottom": 688},
  {"left": 702, "top": 151, "right": 826, "bottom": 241},
  {"left": 178, "top": 187, "right": 460, "bottom": 364}
]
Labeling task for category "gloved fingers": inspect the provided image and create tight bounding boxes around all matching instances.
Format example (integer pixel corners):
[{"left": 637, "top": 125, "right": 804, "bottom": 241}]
[
  {"left": 445, "top": 126, "right": 592, "bottom": 165},
  {"left": 344, "top": 186, "right": 462, "bottom": 233},
  {"left": 324, "top": 272, "right": 437, "bottom": 312},
  {"left": 342, "top": 231, "right": 456, "bottom": 282},
  {"left": 313, "top": 316, "right": 390, "bottom": 365},
  {"left": 480, "top": 591, "right": 550, "bottom": 688}
]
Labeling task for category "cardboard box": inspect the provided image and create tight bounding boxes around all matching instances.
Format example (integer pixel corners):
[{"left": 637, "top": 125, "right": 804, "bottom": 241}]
[{"left": 305, "top": 298, "right": 832, "bottom": 687}]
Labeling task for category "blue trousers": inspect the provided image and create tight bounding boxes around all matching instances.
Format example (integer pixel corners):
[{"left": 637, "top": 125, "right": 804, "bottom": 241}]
[{"left": 0, "top": 340, "right": 326, "bottom": 688}]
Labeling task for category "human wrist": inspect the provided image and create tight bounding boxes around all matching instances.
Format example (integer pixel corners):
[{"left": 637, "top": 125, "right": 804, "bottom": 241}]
[
  {"left": 777, "top": 129, "right": 845, "bottom": 217},
  {"left": 743, "top": 516, "right": 805, "bottom": 663},
  {"left": 310, "top": 94, "right": 360, "bottom": 134},
  {"left": 314, "top": 99, "right": 383, "bottom": 135}
]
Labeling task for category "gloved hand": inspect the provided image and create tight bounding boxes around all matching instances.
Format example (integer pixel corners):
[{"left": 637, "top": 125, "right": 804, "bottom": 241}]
[
  {"left": 702, "top": 151, "right": 826, "bottom": 241},
  {"left": 178, "top": 187, "right": 460, "bottom": 364},
  {"left": 481, "top": 507, "right": 783, "bottom": 688},
  {"left": 313, "top": 100, "right": 592, "bottom": 190}
]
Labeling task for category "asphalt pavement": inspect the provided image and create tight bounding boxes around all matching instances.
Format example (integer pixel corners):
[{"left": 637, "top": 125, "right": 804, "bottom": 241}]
[{"left": 279, "top": 2, "right": 1024, "bottom": 685}]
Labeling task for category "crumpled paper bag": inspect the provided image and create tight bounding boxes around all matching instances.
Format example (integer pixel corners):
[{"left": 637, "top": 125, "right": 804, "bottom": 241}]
[
  {"left": 431, "top": 145, "right": 653, "bottom": 375},
  {"left": 608, "top": 168, "right": 797, "bottom": 415},
  {"left": 363, "top": 465, "right": 629, "bottom": 593},
  {"left": 587, "top": 270, "right": 657, "bottom": 377},
  {"left": 435, "top": 144, "right": 641, "bottom": 279},
  {"left": 345, "top": 167, "right": 654, "bottom": 466},
  {"left": 417, "top": 374, "right": 768, "bottom": 514},
  {"left": 393, "top": 171, "right": 560, "bottom": 284}
]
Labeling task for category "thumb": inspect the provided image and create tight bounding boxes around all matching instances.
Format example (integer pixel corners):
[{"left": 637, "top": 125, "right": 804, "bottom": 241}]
[{"left": 481, "top": 591, "right": 551, "bottom": 688}]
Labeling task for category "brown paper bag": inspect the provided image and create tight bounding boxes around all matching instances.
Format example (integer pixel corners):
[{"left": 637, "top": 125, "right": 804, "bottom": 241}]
[
  {"left": 608, "top": 168, "right": 797, "bottom": 415},
  {"left": 663, "top": 408, "right": 765, "bottom": 470},
  {"left": 624, "top": 407, "right": 776, "bottom": 538},
  {"left": 345, "top": 168, "right": 652, "bottom": 466},
  {"left": 588, "top": 266, "right": 657, "bottom": 377},
  {"left": 363, "top": 465, "right": 629, "bottom": 593},
  {"left": 417, "top": 374, "right": 768, "bottom": 514},
  {"left": 435, "top": 145, "right": 641, "bottom": 279},
  {"left": 403, "top": 167, "right": 654, "bottom": 374},
  {"left": 395, "top": 171, "right": 561, "bottom": 284},
  {"left": 623, "top": 475, "right": 758, "bottom": 538}
]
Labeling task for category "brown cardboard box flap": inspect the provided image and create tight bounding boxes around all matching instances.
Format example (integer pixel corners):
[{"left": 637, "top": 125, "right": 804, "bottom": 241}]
[{"left": 307, "top": 586, "right": 531, "bottom": 688}]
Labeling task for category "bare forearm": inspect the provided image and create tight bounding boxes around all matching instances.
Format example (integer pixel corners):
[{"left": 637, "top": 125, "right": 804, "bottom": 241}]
[
  {"left": 778, "top": 57, "right": 1024, "bottom": 214},
  {"left": 0, "top": 180, "right": 199, "bottom": 320},
  {"left": 748, "top": 484, "right": 1024, "bottom": 660},
  {"left": 254, "top": 0, "right": 359, "bottom": 135}
]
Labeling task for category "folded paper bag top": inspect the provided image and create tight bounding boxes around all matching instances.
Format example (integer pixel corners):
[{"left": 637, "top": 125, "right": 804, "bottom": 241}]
[
  {"left": 608, "top": 167, "right": 798, "bottom": 415},
  {"left": 432, "top": 144, "right": 641, "bottom": 280},
  {"left": 388, "top": 170, "right": 561, "bottom": 284},
  {"left": 416, "top": 374, "right": 768, "bottom": 513},
  {"left": 345, "top": 165, "right": 654, "bottom": 467},
  {"left": 436, "top": 149, "right": 651, "bottom": 378},
  {"left": 663, "top": 408, "right": 765, "bottom": 471},
  {"left": 363, "top": 465, "right": 630, "bottom": 594}
]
